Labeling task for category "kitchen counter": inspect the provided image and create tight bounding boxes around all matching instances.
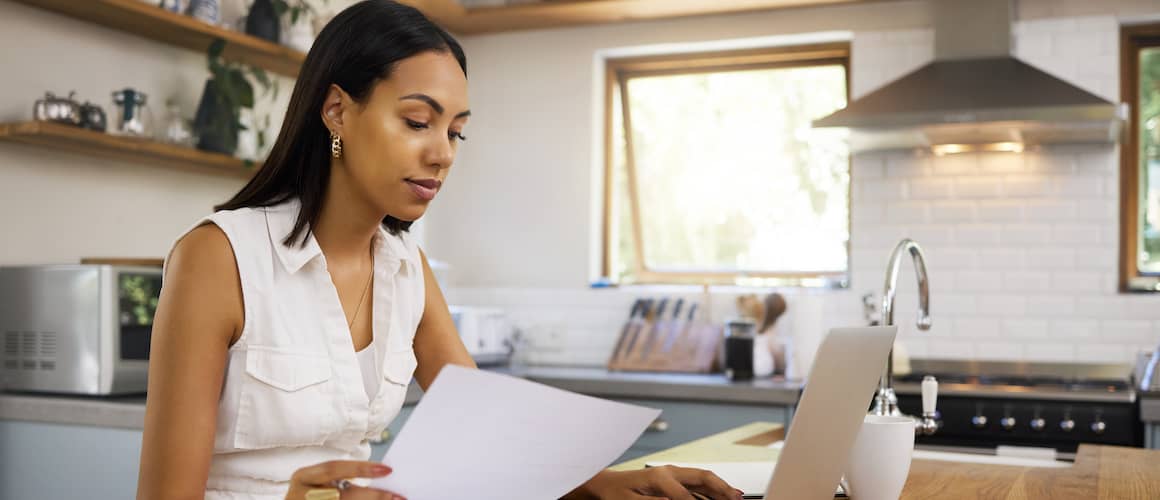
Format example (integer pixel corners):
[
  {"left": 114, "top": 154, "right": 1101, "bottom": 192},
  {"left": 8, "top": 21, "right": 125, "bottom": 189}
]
[
  {"left": 0, "top": 366, "right": 801, "bottom": 429},
  {"left": 613, "top": 422, "right": 1160, "bottom": 499},
  {"left": 1143, "top": 396, "right": 1160, "bottom": 422}
]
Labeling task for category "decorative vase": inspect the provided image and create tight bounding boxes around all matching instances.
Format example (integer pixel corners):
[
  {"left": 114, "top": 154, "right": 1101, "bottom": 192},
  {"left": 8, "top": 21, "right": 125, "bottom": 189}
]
[
  {"left": 185, "top": 0, "right": 220, "bottom": 25},
  {"left": 281, "top": 14, "right": 315, "bottom": 53},
  {"left": 235, "top": 108, "right": 258, "bottom": 161},
  {"left": 245, "top": 0, "right": 280, "bottom": 43},
  {"left": 192, "top": 79, "right": 238, "bottom": 155}
]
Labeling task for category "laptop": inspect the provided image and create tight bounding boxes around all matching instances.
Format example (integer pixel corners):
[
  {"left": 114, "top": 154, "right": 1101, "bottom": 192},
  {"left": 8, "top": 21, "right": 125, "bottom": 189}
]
[{"left": 649, "top": 326, "right": 899, "bottom": 500}]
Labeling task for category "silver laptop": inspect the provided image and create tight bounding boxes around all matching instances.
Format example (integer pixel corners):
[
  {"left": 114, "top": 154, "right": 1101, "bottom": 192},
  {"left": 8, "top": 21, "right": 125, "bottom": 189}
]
[{"left": 746, "top": 326, "right": 899, "bottom": 499}]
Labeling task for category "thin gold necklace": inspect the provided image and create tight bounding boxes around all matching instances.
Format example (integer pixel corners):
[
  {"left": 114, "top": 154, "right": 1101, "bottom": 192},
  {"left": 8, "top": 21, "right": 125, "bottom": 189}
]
[{"left": 348, "top": 255, "right": 374, "bottom": 329}]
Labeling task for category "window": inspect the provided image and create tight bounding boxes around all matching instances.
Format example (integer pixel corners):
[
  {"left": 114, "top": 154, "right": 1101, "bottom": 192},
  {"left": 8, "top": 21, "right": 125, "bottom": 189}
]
[
  {"left": 602, "top": 43, "right": 851, "bottom": 286},
  {"left": 1122, "top": 25, "right": 1160, "bottom": 291}
]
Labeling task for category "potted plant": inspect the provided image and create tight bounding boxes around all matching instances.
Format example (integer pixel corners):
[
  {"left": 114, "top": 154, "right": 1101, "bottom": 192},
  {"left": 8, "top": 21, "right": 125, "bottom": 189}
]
[
  {"left": 271, "top": 0, "right": 327, "bottom": 52},
  {"left": 193, "top": 39, "right": 277, "bottom": 157}
]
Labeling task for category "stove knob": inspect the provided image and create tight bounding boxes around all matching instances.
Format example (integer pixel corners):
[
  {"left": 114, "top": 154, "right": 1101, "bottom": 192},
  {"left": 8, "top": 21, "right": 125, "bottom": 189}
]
[
  {"left": 971, "top": 415, "right": 988, "bottom": 429},
  {"left": 1060, "top": 419, "right": 1076, "bottom": 432},
  {"left": 1000, "top": 416, "right": 1016, "bottom": 431},
  {"left": 1091, "top": 420, "right": 1107, "bottom": 435},
  {"left": 1030, "top": 417, "right": 1046, "bottom": 432}
]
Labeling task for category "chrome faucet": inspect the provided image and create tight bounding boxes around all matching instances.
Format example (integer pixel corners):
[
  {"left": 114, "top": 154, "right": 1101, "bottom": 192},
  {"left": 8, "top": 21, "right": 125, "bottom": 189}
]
[{"left": 872, "top": 239, "right": 938, "bottom": 435}]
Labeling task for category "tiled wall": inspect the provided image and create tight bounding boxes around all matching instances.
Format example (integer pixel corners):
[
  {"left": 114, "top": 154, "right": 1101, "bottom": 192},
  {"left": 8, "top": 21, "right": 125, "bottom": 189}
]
[{"left": 447, "top": 11, "right": 1160, "bottom": 368}]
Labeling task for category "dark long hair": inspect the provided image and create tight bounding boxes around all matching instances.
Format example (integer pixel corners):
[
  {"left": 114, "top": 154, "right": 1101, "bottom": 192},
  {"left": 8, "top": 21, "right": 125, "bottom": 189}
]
[{"left": 215, "top": 0, "right": 466, "bottom": 246}]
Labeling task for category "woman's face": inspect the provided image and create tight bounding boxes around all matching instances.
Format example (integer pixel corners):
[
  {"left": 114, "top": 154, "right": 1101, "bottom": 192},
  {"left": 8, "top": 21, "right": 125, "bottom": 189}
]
[{"left": 335, "top": 50, "right": 470, "bottom": 222}]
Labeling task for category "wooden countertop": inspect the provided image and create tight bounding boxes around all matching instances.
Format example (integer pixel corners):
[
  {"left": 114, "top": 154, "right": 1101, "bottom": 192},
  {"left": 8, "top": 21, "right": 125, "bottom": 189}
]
[{"left": 612, "top": 422, "right": 1160, "bottom": 499}]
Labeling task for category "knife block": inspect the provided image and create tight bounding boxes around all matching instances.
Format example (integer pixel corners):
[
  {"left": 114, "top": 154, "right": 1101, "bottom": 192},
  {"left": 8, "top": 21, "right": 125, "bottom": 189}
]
[{"left": 608, "top": 318, "right": 723, "bottom": 373}]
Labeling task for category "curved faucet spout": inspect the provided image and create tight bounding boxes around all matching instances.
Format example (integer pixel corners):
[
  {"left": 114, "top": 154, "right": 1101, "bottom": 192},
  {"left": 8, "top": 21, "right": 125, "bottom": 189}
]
[
  {"left": 873, "top": 238, "right": 932, "bottom": 417},
  {"left": 882, "top": 239, "right": 932, "bottom": 331}
]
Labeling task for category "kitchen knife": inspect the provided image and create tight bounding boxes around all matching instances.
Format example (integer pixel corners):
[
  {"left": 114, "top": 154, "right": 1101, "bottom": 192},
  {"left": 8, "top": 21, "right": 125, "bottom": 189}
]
[
  {"left": 634, "top": 298, "right": 669, "bottom": 362},
  {"left": 621, "top": 298, "right": 653, "bottom": 362},
  {"left": 609, "top": 299, "right": 644, "bottom": 368},
  {"left": 659, "top": 298, "right": 685, "bottom": 353}
]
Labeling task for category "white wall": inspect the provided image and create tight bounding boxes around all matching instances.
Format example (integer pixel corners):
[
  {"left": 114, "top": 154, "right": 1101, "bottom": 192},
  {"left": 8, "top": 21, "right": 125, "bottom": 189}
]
[
  {"left": 0, "top": 2, "right": 260, "bottom": 263},
  {"left": 437, "top": 0, "right": 1160, "bottom": 366}
]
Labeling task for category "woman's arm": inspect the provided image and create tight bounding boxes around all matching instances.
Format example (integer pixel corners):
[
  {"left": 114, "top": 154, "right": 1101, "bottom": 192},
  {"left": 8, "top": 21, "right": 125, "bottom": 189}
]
[
  {"left": 137, "top": 225, "right": 244, "bottom": 500},
  {"left": 412, "top": 249, "right": 476, "bottom": 390}
]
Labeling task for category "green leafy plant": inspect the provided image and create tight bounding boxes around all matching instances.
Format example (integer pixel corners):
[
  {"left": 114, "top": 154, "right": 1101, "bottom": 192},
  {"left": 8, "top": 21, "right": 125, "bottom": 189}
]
[{"left": 196, "top": 39, "right": 280, "bottom": 157}]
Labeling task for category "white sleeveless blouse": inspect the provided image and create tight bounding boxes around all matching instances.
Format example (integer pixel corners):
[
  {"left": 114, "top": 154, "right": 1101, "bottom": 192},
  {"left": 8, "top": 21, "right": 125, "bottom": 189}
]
[{"left": 163, "top": 199, "right": 425, "bottom": 499}]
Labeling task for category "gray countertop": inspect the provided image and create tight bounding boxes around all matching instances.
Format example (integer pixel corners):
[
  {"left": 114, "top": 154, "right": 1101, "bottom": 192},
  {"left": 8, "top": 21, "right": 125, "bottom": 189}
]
[{"left": 0, "top": 366, "right": 802, "bottom": 430}]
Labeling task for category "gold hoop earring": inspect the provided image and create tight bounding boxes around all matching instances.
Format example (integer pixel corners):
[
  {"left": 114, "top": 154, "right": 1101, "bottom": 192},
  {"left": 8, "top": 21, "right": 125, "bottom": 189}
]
[{"left": 330, "top": 132, "right": 343, "bottom": 159}]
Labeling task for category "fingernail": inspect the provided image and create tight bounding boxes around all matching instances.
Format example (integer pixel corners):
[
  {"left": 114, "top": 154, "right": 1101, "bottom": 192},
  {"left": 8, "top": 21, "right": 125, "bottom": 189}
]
[{"left": 373, "top": 464, "right": 392, "bottom": 475}]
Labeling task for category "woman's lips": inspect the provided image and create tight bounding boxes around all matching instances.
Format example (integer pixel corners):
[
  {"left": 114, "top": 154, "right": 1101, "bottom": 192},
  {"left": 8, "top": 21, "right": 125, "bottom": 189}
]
[{"left": 406, "top": 178, "right": 441, "bottom": 201}]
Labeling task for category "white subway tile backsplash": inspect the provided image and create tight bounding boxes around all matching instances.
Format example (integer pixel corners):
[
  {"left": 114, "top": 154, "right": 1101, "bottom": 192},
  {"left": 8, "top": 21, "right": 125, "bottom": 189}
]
[
  {"left": 1055, "top": 176, "right": 1105, "bottom": 198},
  {"left": 1022, "top": 151, "right": 1076, "bottom": 174},
  {"left": 885, "top": 153, "right": 931, "bottom": 178},
  {"left": 1052, "top": 272, "right": 1104, "bottom": 292},
  {"left": 955, "top": 177, "right": 1005, "bottom": 198},
  {"left": 1003, "top": 271, "right": 1053, "bottom": 292},
  {"left": 885, "top": 202, "right": 931, "bottom": 223},
  {"left": 978, "top": 249, "right": 1025, "bottom": 270},
  {"left": 1004, "top": 319, "right": 1050, "bottom": 339},
  {"left": 1051, "top": 224, "right": 1103, "bottom": 245},
  {"left": 1001, "top": 224, "right": 1053, "bottom": 246},
  {"left": 955, "top": 318, "right": 1001, "bottom": 338},
  {"left": 1023, "top": 201, "right": 1078, "bottom": 222},
  {"left": 910, "top": 178, "right": 954, "bottom": 200},
  {"left": 1072, "top": 248, "right": 1116, "bottom": 271},
  {"left": 930, "top": 249, "right": 978, "bottom": 270},
  {"left": 929, "top": 201, "right": 976, "bottom": 222},
  {"left": 976, "top": 201, "right": 1025, "bottom": 222},
  {"left": 1074, "top": 199, "right": 1117, "bottom": 223},
  {"left": 906, "top": 226, "right": 956, "bottom": 246},
  {"left": 957, "top": 225, "right": 1004, "bottom": 246},
  {"left": 1076, "top": 344, "right": 1130, "bottom": 363},
  {"left": 977, "top": 342, "right": 1024, "bottom": 360},
  {"left": 1049, "top": 319, "right": 1098, "bottom": 338},
  {"left": 1101, "top": 319, "right": 1153, "bottom": 342},
  {"left": 1004, "top": 176, "right": 1054, "bottom": 197},
  {"left": 956, "top": 271, "right": 1004, "bottom": 292},
  {"left": 1027, "top": 296, "right": 1076, "bottom": 316},
  {"left": 1025, "top": 249, "right": 1076, "bottom": 269},
  {"left": 978, "top": 295, "right": 1028, "bottom": 316},
  {"left": 927, "top": 339, "right": 977, "bottom": 360},
  {"left": 861, "top": 179, "right": 907, "bottom": 201},
  {"left": 938, "top": 294, "right": 979, "bottom": 314},
  {"left": 1024, "top": 343, "right": 1076, "bottom": 362},
  {"left": 852, "top": 154, "right": 886, "bottom": 177}
]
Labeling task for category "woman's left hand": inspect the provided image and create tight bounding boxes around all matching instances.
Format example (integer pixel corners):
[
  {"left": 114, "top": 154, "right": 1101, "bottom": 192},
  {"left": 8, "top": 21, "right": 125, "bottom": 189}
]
[{"left": 564, "top": 466, "right": 744, "bottom": 500}]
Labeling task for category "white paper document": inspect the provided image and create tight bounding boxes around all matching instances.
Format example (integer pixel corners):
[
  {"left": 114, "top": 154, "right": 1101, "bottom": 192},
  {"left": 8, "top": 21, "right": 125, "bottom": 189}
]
[{"left": 370, "top": 365, "right": 661, "bottom": 499}]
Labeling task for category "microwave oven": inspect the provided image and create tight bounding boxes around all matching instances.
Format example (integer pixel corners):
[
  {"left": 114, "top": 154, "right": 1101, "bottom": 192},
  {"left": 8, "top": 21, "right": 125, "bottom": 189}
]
[{"left": 0, "top": 265, "right": 160, "bottom": 395}]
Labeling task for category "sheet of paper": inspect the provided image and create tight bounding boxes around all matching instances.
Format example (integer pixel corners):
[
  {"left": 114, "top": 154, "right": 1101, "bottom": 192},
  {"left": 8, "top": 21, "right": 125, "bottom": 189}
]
[
  {"left": 645, "top": 462, "right": 775, "bottom": 495},
  {"left": 370, "top": 365, "right": 661, "bottom": 500}
]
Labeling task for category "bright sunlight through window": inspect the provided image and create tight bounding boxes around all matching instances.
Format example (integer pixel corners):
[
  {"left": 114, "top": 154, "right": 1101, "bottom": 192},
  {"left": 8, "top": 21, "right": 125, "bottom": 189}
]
[{"left": 605, "top": 44, "right": 851, "bottom": 286}]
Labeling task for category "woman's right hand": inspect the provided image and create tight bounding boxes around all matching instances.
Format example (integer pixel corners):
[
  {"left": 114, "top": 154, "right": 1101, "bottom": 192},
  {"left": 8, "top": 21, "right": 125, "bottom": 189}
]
[{"left": 285, "top": 460, "right": 405, "bottom": 500}]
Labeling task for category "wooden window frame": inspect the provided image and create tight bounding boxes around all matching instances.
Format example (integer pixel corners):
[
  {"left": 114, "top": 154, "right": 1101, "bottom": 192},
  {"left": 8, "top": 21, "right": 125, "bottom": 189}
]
[
  {"left": 1121, "top": 24, "right": 1160, "bottom": 292},
  {"left": 602, "top": 42, "right": 852, "bottom": 286}
]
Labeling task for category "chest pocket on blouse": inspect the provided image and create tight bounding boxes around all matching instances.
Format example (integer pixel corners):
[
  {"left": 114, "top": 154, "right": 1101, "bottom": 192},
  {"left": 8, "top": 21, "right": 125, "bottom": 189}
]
[{"left": 234, "top": 346, "right": 341, "bottom": 450}]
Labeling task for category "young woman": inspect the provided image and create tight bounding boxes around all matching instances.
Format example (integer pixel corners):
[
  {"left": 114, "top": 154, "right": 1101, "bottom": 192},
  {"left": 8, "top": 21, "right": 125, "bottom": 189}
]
[{"left": 136, "top": 2, "right": 741, "bottom": 499}]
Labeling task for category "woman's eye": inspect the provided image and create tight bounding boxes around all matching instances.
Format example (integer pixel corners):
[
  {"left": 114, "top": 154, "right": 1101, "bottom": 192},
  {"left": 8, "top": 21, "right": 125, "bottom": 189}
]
[
  {"left": 449, "top": 131, "right": 467, "bottom": 142},
  {"left": 405, "top": 119, "right": 428, "bottom": 130}
]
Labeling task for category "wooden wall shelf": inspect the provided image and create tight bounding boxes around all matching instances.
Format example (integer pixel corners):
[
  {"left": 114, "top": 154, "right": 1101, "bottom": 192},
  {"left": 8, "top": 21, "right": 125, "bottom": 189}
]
[
  {"left": 12, "top": 0, "right": 305, "bottom": 77},
  {"left": 0, "top": 121, "right": 255, "bottom": 179}
]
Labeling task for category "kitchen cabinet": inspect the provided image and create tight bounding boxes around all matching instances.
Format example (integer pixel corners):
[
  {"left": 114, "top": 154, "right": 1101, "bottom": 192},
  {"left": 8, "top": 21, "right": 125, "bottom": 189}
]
[
  {"left": 370, "top": 404, "right": 416, "bottom": 461},
  {"left": 0, "top": 420, "right": 143, "bottom": 500},
  {"left": 1149, "top": 423, "right": 1158, "bottom": 449}
]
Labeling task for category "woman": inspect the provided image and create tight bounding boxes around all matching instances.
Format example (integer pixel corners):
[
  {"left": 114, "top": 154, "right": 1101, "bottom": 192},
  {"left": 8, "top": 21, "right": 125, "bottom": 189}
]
[{"left": 137, "top": 2, "right": 741, "bottom": 499}]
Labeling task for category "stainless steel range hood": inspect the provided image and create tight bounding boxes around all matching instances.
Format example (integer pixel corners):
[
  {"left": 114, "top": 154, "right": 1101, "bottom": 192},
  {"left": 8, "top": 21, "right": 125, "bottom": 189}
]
[{"left": 812, "top": 0, "right": 1126, "bottom": 153}]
